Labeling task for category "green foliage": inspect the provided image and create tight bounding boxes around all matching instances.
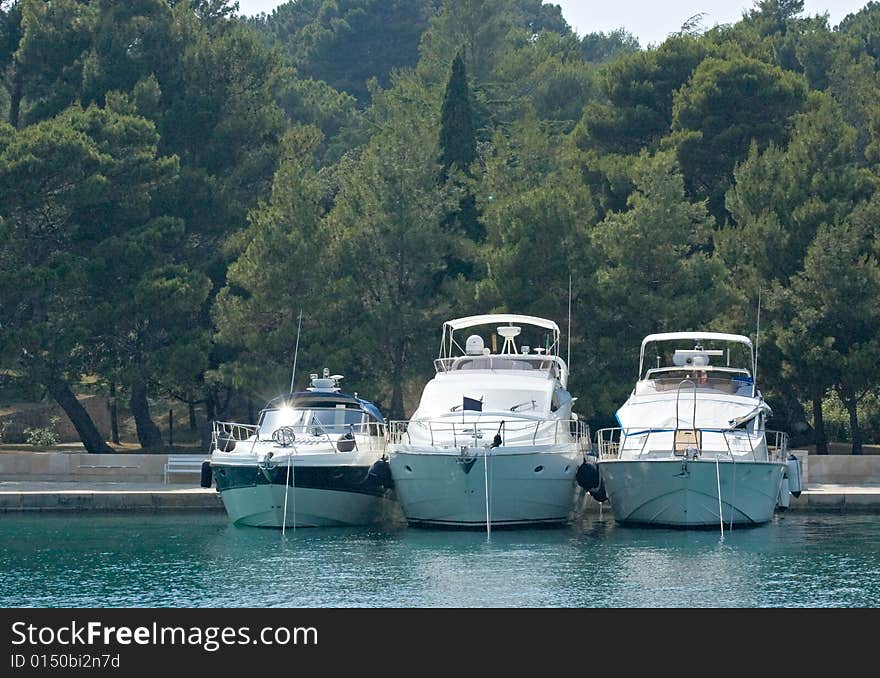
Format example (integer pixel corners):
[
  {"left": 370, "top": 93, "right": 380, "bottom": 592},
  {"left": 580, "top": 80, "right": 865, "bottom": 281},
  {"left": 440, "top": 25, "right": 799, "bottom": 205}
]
[
  {"left": 0, "top": 99, "right": 186, "bottom": 449},
  {"left": 418, "top": 0, "right": 516, "bottom": 86},
  {"left": 774, "top": 202, "right": 880, "bottom": 452},
  {"left": 438, "top": 51, "right": 482, "bottom": 248},
  {"left": 721, "top": 95, "right": 876, "bottom": 286},
  {"left": 822, "top": 392, "right": 880, "bottom": 444},
  {"left": 838, "top": 1, "right": 880, "bottom": 62},
  {"left": 493, "top": 30, "right": 597, "bottom": 129},
  {"left": 1, "top": 0, "right": 879, "bottom": 450},
  {"left": 439, "top": 52, "right": 476, "bottom": 175},
  {"left": 571, "top": 36, "right": 710, "bottom": 216},
  {"left": 588, "top": 151, "right": 732, "bottom": 413},
  {"left": 671, "top": 52, "right": 808, "bottom": 218},
  {"left": 256, "top": 0, "right": 435, "bottom": 104},
  {"left": 11, "top": 0, "right": 96, "bottom": 125},
  {"left": 328, "top": 87, "right": 464, "bottom": 418},
  {"left": 212, "top": 125, "right": 327, "bottom": 392},
  {"left": 580, "top": 29, "right": 640, "bottom": 63},
  {"left": 0, "top": 420, "right": 24, "bottom": 444},
  {"left": 276, "top": 76, "right": 364, "bottom": 163},
  {"left": 24, "top": 416, "right": 60, "bottom": 447},
  {"left": 478, "top": 117, "right": 594, "bottom": 314}
]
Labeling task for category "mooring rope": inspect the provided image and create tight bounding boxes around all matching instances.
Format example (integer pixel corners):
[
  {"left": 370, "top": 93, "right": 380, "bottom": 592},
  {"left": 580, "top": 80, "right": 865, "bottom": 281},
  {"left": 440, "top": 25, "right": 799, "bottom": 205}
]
[
  {"left": 484, "top": 447, "right": 491, "bottom": 540},
  {"left": 715, "top": 456, "right": 724, "bottom": 538},
  {"left": 282, "top": 444, "right": 297, "bottom": 537},
  {"left": 729, "top": 454, "right": 736, "bottom": 532}
]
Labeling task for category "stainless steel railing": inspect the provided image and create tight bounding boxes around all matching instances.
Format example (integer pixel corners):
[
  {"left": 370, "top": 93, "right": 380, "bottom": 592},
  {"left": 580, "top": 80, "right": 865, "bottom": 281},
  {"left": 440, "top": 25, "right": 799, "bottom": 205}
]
[
  {"left": 595, "top": 426, "right": 788, "bottom": 462},
  {"left": 211, "top": 420, "right": 387, "bottom": 454},
  {"left": 388, "top": 418, "right": 590, "bottom": 452},
  {"left": 766, "top": 429, "right": 789, "bottom": 461}
]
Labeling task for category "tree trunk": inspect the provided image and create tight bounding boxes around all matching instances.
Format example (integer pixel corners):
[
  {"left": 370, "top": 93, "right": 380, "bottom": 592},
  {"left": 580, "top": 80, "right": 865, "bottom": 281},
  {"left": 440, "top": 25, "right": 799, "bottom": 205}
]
[
  {"left": 8, "top": 67, "right": 22, "bottom": 129},
  {"left": 389, "top": 380, "right": 404, "bottom": 422},
  {"left": 46, "top": 377, "right": 113, "bottom": 453},
  {"left": 109, "top": 381, "right": 120, "bottom": 445},
  {"left": 812, "top": 397, "right": 828, "bottom": 455},
  {"left": 843, "top": 397, "right": 863, "bottom": 455},
  {"left": 129, "top": 381, "right": 163, "bottom": 449},
  {"left": 201, "top": 389, "right": 216, "bottom": 451},
  {"left": 188, "top": 401, "right": 197, "bottom": 431},
  {"left": 389, "top": 342, "right": 406, "bottom": 421}
]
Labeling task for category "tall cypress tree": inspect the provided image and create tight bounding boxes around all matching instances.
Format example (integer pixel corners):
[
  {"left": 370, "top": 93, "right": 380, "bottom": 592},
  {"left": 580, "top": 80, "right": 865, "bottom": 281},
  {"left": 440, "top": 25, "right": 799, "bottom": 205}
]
[
  {"left": 439, "top": 51, "right": 477, "bottom": 177},
  {"left": 439, "top": 51, "right": 482, "bottom": 248}
]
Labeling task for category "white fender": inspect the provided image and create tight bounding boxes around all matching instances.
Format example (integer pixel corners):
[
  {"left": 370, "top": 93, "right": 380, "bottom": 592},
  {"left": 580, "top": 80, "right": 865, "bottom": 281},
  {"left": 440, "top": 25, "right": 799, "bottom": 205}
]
[
  {"left": 786, "top": 455, "right": 802, "bottom": 498},
  {"left": 777, "top": 475, "right": 791, "bottom": 510}
]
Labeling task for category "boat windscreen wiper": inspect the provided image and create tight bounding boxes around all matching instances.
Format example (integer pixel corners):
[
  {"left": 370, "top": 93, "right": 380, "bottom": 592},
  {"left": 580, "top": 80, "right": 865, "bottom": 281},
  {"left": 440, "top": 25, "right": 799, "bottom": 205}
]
[{"left": 510, "top": 399, "right": 536, "bottom": 412}]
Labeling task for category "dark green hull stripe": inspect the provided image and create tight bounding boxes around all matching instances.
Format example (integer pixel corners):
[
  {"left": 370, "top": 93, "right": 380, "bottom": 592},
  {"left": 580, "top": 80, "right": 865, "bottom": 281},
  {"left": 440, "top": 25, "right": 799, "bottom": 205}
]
[{"left": 212, "top": 463, "right": 387, "bottom": 498}]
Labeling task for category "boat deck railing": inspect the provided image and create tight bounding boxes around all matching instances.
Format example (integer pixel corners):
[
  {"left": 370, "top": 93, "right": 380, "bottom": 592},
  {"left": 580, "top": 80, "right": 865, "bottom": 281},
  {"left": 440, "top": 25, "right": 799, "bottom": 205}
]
[
  {"left": 211, "top": 420, "right": 387, "bottom": 453},
  {"left": 596, "top": 427, "right": 788, "bottom": 462},
  {"left": 766, "top": 429, "right": 789, "bottom": 460},
  {"left": 388, "top": 418, "right": 590, "bottom": 451},
  {"left": 433, "top": 354, "right": 564, "bottom": 380}
]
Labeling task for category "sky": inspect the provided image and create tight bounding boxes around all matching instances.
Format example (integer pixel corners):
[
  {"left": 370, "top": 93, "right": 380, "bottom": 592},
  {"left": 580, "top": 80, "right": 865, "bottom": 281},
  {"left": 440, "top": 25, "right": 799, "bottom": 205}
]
[{"left": 234, "top": 0, "right": 872, "bottom": 48}]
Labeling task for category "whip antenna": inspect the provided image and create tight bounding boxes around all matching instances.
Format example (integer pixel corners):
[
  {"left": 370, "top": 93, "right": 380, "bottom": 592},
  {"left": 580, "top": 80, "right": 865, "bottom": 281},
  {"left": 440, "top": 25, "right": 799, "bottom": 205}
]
[
  {"left": 290, "top": 310, "right": 303, "bottom": 392},
  {"left": 567, "top": 274, "right": 572, "bottom": 369},
  {"left": 753, "top": 291, "right": 761, "bottom": 396}
]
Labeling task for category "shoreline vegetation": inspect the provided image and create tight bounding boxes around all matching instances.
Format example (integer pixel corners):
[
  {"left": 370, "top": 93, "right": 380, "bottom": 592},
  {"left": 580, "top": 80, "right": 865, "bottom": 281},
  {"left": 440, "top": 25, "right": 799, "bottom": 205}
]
[{"left": 2, "top": 1, "right": 879, "bottom": 457}]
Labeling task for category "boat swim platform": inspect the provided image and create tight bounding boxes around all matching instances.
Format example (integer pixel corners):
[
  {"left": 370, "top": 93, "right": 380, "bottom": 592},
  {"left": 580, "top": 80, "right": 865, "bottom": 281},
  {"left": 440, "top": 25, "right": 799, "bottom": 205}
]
[
  {"left": 1, "top": 481, "right": 879, "bottom": 513},
  {"left": 0, "top": 481, "right": 224, "bottom": 513}
]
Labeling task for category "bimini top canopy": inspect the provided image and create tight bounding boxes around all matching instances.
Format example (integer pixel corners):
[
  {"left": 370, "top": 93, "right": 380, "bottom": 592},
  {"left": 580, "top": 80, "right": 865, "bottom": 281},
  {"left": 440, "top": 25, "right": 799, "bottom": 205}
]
[
  {"left": 641, "top": 332, "right": 752, "bottom": 350},
  {"left": 445, "top": 314, "right": 560, "bottom": 334}
]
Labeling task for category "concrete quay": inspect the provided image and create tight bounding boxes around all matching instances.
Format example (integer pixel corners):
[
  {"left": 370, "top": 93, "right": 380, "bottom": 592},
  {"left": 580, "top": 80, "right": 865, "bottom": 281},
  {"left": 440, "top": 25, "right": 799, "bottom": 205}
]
[
  {"left": 1, "top": 480, "right": 878, "bottom": 514},
  {"left": 1, "top": 449, "right": 879, "bottom": 514},
  {"left": 0, "top": 481, "right": 223, "bottom": 513},
  {"left": 787, "top": 483, "right": 880, "bottom": 512}
]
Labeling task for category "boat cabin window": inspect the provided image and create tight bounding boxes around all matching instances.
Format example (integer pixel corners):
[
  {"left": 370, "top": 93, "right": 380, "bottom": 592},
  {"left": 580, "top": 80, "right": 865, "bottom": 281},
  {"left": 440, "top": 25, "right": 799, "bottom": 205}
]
[
  {"left": 258, "top": 406, "right": 373, "bottom": 436},
  {"left": 445, "top": 389, "right": 549, "bottom": 413}
]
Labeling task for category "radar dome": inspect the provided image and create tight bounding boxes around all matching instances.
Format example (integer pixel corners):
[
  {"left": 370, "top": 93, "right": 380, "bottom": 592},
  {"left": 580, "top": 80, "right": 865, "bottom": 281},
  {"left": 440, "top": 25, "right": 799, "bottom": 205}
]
[{"left": 465, "top": 335, "right": 485, "bottom": 355}]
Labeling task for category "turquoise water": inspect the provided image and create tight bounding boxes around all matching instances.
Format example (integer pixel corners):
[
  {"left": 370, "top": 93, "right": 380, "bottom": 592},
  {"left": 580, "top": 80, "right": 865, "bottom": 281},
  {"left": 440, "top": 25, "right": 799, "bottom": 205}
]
[{"left": 1, "top": 512, "right": 878, "bottom": 607}]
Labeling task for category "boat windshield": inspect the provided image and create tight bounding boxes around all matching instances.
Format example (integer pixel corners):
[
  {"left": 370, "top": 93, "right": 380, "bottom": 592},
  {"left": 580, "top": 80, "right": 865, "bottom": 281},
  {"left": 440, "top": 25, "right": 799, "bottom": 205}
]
[
  {"left": 434, "top": 355, "right": 561, "bottom": 379},
  {"left": 638, "top": 367, "right": 753, "bottom": 395},
  {"left": 258, "top": 407, "right": 371, "bottom": 436},
  {"left": 415, "top": 380, "right": 551, "bottom": 416}
]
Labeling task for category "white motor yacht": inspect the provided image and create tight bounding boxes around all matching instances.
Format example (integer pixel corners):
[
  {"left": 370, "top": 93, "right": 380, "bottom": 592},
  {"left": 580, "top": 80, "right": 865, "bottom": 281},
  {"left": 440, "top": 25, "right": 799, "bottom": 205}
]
[
  {"left": 388, "top": 314, "right": 590, "bottom": 528},
  {"left": 206, "top": 370, "right": 396, "bottom": 528},
  {"left": 593, "top": 332, "right": 801, "bottom": 528}
]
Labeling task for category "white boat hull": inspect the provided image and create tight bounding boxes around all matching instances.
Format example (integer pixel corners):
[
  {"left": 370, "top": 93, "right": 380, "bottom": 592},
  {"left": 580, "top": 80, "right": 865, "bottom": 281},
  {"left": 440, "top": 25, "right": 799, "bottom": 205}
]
[
  {"left": 389, "top": 445, "right": 581, "bottom": 527},
  {"left": 211, "top": 451, "right": 396, "bottom": 528},
  {"left": 599, "top": 458, "right": 786, "bottom": 527},
  {"left": 218, "top": 483, "right": 397, "bottom": 528}
]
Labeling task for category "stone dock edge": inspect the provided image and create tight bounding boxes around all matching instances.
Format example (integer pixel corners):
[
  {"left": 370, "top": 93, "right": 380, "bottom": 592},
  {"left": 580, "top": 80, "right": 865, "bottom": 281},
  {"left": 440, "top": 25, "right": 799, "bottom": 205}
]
[
  {"left": 0, "top": 483, "right": 224, "bottom": 513},
  {"left": 1, "top": 482, "right": 879, "bottom": 513}
]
